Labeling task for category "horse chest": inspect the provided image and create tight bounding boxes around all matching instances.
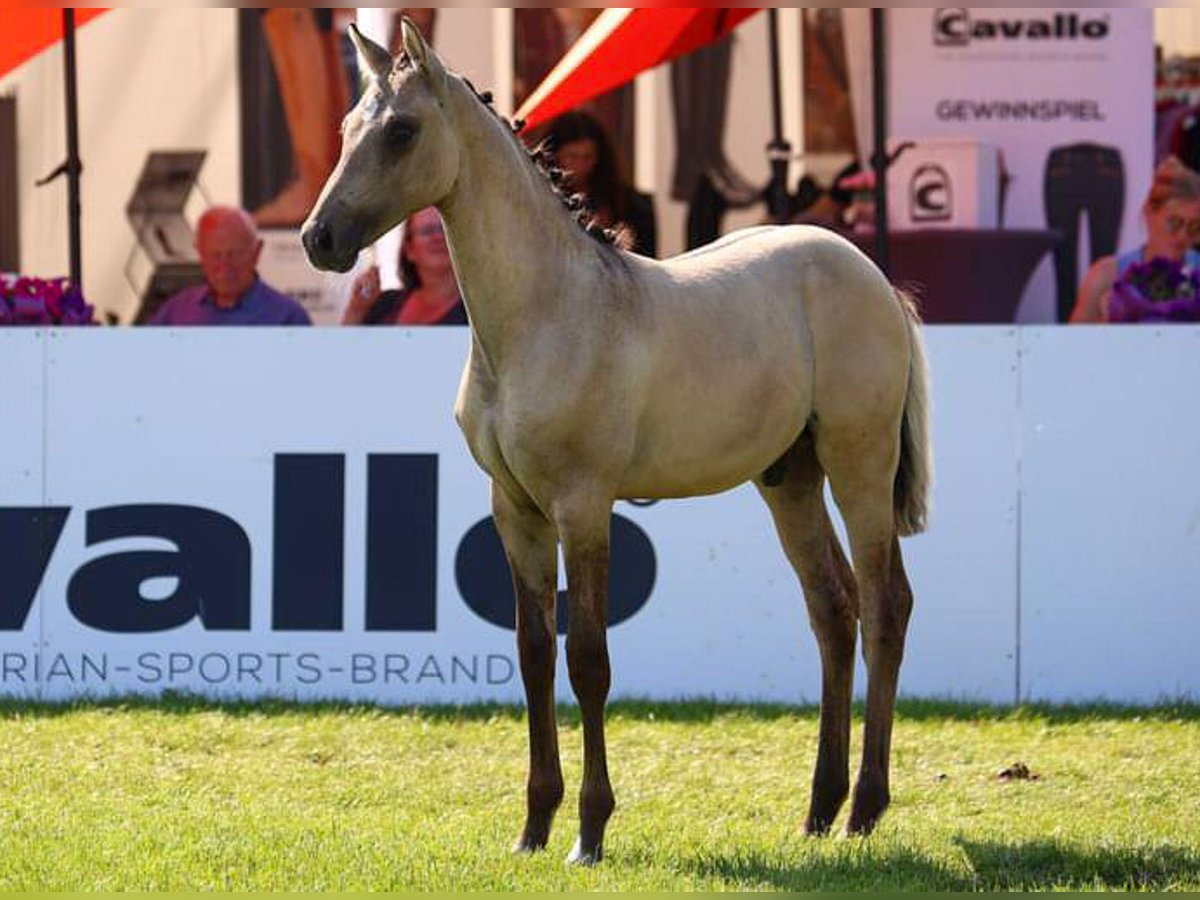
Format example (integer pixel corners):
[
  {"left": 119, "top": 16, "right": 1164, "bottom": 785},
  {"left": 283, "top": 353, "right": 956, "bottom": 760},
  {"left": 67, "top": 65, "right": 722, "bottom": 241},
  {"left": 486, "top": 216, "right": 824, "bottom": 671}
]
[
  {"left": 457, "top": 375, "right": 537, "bottom": 493},
  {"left": 458, "top": 371, "right": 593, "bottom": 503}
]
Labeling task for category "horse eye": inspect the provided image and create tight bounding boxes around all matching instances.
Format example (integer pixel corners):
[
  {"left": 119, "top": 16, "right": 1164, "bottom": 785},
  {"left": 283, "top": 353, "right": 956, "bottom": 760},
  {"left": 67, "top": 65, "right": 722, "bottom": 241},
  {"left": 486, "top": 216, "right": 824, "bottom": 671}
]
[{"left": 384, "top": 120, "right": 418, "bottom": 150}]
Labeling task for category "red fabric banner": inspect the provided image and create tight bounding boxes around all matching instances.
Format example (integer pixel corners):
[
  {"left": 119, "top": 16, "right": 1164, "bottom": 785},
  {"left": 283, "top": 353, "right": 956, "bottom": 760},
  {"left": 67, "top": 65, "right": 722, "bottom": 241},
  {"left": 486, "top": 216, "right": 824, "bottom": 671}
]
[
  {"left": 518, "top": 8, "right": 762, "bottom": 130},
  {"left": 0, "top": 9, "right": 109, "bottom": 79}
]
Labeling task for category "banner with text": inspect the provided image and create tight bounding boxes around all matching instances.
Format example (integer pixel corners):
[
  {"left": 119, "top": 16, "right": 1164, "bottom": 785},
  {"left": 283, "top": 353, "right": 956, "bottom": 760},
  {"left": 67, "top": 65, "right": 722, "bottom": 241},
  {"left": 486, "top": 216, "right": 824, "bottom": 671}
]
[
  {"left": 888, "top": 8, "right": 1154, "bottom": 324},
  {"left": 1, "top": 329, "right": 1195, "bottom": 706}
]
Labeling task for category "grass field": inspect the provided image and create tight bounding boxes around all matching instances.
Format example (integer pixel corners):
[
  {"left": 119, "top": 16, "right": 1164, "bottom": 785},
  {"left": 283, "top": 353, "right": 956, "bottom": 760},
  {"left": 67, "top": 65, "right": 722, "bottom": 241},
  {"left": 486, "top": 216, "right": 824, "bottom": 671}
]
[{"left": 0, "top": 698, "right": 1196, "bottom": 891}]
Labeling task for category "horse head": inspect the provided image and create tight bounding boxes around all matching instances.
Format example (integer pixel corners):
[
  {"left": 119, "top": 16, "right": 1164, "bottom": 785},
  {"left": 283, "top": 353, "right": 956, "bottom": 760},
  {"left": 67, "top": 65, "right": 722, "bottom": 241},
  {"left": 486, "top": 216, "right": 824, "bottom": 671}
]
[{"left": 303, "top": 19, "right": 461, "bottom": 273}]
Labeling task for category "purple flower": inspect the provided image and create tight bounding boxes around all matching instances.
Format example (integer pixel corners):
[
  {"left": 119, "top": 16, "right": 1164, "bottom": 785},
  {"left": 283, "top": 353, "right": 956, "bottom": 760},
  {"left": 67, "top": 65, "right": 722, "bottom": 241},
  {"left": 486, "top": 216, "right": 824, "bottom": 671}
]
[
  {"left": 59, "top": 302, "right": 97, "bottom": 326},
  {"left": 10, "top": 295, "right": 53, "bottom": 326},
  {"left": 41, "top": 280, "right": 66, "bottom": 320},
  {"left": 1110, "top": 257, "right": 1200, "bottom": 324},
  {"left": 0, "top": 274, "right": 96, "bottom": 327}
]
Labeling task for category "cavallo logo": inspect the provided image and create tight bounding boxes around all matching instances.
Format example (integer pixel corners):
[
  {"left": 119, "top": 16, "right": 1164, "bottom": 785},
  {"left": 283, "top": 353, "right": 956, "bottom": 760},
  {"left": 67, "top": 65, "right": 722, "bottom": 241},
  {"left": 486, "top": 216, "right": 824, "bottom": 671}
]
[
  {"left": 909, "top": 164, "right": 952, "bottom": 224},
  {"left": 934, "top": 9, "right": 1111, "bottom": 47},
  {"left": 0, "top": 455, "right": 656, "bottom": 637}
]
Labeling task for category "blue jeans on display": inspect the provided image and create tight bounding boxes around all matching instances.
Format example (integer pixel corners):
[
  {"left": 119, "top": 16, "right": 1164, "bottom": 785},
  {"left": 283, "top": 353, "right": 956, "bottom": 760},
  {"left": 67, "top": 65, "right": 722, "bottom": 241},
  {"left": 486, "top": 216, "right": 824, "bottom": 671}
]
[{"left": 1044, "top": 143, "right": 1125, "bottom": 323}]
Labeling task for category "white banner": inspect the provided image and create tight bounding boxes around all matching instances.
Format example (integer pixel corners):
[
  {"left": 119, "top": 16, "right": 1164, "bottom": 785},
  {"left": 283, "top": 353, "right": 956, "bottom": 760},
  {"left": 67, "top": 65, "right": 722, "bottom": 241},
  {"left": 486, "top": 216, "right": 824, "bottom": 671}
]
[
  {"left": 889, "top": 8, "right": 1154, "bottom": 324},
  {"left": 1, "top": 329, "right": 1197, "bottom": 706}
]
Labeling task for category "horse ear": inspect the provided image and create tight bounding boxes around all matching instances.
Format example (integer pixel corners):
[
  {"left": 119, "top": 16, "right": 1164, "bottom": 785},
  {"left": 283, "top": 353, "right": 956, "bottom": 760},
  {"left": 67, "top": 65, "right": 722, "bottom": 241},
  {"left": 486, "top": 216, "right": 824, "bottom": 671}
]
[
  {"left": 400, "top": 16, "right": 449, "bottom": 96},
  {"left": 399, "top": 17, "right": 428, "bottom": 69},
  {"left": 348, "top": 23, "right": 392, "bottom": 85}
]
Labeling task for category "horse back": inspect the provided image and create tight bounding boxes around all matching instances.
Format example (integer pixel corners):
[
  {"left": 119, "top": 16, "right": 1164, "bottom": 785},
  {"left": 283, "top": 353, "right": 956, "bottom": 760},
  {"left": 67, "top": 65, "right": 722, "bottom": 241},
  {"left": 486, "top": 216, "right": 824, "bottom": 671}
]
[
  {"left": 606, "top": 226, "right": 909, "bottom": 498},
  {"left": 631, "top": 225, "right": 901, "bottom": 372}
]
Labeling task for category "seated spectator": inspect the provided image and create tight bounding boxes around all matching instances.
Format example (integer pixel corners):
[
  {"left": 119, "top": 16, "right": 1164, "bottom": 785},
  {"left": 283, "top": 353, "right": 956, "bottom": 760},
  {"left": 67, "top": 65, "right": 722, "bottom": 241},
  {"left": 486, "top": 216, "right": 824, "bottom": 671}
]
[
  {"left": 545, "top": 111, "right": 658, "bottom": 258},
  {"left": 342, "top": 207, "right": 466, "bottom": 326},
  {"left": 149, "top": 206, "right": 311, "bottom": 326},
  {"left": 1071, "top": 156, "right": 1200, "bottom": 323}
]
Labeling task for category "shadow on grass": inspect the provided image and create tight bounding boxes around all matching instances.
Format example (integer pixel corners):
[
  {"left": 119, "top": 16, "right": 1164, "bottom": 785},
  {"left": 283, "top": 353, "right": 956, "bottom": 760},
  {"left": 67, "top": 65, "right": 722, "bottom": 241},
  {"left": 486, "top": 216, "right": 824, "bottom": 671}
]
[
  {"left": 956, "top": 838, "right": 1200, "bottom": 891},
  {"left": 680, "top": 838, "right": 1200, "bottom": 891},
  {"left": 683, "top": 844, "right": 973, "bottom": 891},
  {"left": 0, "top": 694, "right": 1196, "bottom": 726}
]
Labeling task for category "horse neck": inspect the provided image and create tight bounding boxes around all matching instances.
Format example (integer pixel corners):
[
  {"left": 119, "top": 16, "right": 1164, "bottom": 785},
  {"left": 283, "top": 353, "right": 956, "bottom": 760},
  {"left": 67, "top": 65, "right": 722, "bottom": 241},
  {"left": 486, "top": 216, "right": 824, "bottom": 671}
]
[{"left": 437, "top": 84, "right": 605, "bottom": 364}]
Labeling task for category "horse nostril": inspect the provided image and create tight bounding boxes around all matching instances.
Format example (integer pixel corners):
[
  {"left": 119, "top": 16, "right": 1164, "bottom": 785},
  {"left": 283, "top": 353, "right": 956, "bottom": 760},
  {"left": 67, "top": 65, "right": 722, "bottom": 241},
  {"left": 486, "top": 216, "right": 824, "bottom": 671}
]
[
  {"left": 315, "top": 222, "right": 334, "bottom": 254},
  {"left": 304, "top": 221, "right": 334, "bottom": 259}
]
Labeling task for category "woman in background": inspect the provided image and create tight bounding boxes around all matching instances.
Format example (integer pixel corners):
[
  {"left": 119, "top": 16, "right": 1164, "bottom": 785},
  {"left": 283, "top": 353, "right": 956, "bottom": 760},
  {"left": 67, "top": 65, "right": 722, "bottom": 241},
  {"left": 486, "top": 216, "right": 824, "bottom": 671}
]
[
  {"left": 545, "top": 111, "right": 658, "bottom": 259},
  {"left": 342, "top": 207, "right": 466, "bottom": 326},
  {"left": 1071, "top": 156, "right": 1200, "bottom": 323}
]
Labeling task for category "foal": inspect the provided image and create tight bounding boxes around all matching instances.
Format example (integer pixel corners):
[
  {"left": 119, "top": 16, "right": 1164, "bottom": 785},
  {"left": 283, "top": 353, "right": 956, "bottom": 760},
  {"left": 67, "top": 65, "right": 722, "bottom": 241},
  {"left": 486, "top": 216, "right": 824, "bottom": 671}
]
[{"left": 303, "top": 21, "right": 932, "bottom": 865}]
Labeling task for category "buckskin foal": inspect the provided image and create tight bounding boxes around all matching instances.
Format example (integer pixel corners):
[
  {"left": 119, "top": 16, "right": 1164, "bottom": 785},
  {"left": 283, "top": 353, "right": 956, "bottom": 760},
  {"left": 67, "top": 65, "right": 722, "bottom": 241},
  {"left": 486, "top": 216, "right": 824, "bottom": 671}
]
[{"left": 303, "top": 21, "right": 932, "bottom": 866}]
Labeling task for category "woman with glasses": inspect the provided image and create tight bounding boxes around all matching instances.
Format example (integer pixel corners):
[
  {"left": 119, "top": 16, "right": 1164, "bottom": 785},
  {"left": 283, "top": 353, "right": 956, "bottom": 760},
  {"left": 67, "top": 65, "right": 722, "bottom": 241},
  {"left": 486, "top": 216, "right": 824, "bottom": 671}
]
[
  {"left": 1071, "top": 156, "right": 1200, "bottom": 323},
  {"left": 342, "top": 207, "right": 466, "bottom": 326}
]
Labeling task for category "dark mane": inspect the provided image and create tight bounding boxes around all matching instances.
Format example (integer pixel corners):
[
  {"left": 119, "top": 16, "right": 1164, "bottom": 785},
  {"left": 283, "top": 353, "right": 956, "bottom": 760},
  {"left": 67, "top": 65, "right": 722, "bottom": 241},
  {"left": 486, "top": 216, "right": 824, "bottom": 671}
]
[{"left": 460, "top": 77, "right": 624, "bottom": 249}]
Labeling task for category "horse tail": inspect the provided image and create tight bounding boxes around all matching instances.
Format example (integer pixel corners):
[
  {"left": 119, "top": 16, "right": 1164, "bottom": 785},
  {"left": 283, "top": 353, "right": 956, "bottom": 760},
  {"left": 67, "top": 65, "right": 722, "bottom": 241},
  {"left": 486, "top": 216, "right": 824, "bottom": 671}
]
[{"left": 893, "top": 289, "right": 933, "bottom": 537}]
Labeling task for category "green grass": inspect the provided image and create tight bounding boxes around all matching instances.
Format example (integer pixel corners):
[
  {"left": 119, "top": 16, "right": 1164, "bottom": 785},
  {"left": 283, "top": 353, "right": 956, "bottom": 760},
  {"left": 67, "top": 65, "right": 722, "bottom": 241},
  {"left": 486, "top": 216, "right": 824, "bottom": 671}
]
[{"left": 0, "top": 697, "right": 1196, "bottom": 891}]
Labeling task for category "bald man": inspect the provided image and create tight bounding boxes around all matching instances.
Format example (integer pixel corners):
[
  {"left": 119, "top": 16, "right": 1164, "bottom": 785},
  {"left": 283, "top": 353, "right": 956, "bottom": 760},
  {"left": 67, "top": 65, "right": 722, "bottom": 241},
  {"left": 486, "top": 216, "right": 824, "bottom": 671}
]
[{"left": 149, "top": 206, "right": 311, "bottom": 326}]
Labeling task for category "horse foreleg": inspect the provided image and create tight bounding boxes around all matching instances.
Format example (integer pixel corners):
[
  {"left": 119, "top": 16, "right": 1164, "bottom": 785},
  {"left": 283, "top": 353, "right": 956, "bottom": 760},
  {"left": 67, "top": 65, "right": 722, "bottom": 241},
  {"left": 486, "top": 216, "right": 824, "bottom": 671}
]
[
  {"left": 493, "top": 483, "right": 563, "bottom": 854},
  {"left": 757, "top": 437, "right": 858, "bottom": 836},
  {"left": 845, "top": 533, "right": 912, "bottom": 836},
  {"left": 558, "top": 500, "right": 616, "bottom": 866}
]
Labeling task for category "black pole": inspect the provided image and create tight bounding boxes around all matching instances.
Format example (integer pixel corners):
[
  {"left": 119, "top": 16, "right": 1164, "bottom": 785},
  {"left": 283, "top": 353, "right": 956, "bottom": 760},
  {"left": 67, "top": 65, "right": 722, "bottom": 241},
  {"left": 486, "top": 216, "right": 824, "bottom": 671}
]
[
  {"left": 765, "top": 8, "right": 791, "bottom": 223},
  {"left": 871, "top": 8, "right": 889, "bottom": 276},
  {"left": 63, "top": 9, "right": 83, "bottom": 288}
]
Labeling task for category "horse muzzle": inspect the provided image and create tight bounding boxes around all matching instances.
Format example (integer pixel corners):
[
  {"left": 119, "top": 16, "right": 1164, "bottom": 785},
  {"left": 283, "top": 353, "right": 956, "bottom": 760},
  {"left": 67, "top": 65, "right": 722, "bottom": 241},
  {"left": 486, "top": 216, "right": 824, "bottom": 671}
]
[{"left": 301, "top": 216, "right": 364, "bottom": 274}]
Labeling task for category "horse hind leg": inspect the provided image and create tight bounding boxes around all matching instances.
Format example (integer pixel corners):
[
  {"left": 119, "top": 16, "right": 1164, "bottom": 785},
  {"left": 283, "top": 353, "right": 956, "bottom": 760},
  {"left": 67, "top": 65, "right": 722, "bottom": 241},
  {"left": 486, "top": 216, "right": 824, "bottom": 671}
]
[
  {"left": 492, "top": 482, "right": 564, "bottom": 854},
  {"left": 817, "top": 424, "right": 914, "bottom": 837},
  {"left": 756, "top": 433, "right": 858, "bottom": 835}
]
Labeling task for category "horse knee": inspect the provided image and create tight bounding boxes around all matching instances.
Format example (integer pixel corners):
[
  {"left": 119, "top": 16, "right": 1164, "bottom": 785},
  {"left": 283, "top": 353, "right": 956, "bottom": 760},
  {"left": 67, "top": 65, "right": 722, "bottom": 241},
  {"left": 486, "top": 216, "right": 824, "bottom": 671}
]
[
  {"left": 518, "top": 626, "right": 556, "bottom": 682},
  {"left": 566, "top": 625, "right": 611, "bottom": 703},
  {"left": 517, "top": 595, "right": 556, "bottom": 657}
]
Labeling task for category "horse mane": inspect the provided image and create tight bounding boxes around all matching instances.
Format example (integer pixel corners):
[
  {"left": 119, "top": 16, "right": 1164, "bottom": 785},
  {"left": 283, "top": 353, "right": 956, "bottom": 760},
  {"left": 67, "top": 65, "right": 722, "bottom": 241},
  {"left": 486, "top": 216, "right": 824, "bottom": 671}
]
[{"left": 460, "top": 77, "right": 626, "bottom": 251}]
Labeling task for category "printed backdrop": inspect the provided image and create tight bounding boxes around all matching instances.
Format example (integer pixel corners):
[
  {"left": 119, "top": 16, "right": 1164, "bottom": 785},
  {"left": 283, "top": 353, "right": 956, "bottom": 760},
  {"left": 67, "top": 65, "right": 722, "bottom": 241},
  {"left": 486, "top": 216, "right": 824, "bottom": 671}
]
[
  {"left": 2, "top": 328, "right": 1196, "bottom": 706},
  {"left": 888, "top": 8, "right": 1154, "bottom": 323}
]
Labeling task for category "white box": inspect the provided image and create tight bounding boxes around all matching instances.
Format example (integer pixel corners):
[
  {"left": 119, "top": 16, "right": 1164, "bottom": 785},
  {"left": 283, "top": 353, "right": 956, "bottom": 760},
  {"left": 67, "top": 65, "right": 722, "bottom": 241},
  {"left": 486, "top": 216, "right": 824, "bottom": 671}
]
[
  {"left": 887, "top": 138, "right": 1000, "bottom": 230},
  {"left": 258, "top": 229, "right": 362, "bottom": 327}
]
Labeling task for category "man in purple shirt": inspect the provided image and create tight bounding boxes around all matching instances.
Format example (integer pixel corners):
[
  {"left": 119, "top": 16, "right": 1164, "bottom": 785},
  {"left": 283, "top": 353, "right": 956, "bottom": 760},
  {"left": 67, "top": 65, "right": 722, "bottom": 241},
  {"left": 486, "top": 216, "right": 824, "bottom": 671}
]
[{"left": 149, "top": 206, "right": 311, "bottom": 326}]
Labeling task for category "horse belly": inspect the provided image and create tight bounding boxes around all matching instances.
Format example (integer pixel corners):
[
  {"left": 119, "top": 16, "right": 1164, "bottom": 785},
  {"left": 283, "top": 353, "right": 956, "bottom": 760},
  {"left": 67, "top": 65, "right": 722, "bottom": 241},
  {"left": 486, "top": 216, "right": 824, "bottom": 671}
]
[{"left": 619, "top": 361, "right": 810, "bottom": 499}]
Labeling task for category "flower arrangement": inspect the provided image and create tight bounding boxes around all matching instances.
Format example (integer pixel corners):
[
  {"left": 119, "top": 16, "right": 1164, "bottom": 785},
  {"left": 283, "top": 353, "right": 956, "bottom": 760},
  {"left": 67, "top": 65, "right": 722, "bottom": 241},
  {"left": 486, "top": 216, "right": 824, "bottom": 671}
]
[
  {"left": 0, "top": 274, "right": 97, "bottom": 326},
  {"left": 1108, "top": 257, "right": 1200, "bottom": 324}
]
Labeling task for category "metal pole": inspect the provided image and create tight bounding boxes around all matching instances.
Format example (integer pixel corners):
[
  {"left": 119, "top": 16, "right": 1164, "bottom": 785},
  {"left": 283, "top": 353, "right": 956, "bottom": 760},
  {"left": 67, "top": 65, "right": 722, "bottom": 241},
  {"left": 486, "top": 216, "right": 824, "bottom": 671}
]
[
  {"left": 63, "top": 9, "right": 82, "bottom": 288},
  {"left": 871, "top": 8, "right": 889, "bottom": 276},
  {"left": 766, "top": 8, "right": 791, "bottom": 223}
]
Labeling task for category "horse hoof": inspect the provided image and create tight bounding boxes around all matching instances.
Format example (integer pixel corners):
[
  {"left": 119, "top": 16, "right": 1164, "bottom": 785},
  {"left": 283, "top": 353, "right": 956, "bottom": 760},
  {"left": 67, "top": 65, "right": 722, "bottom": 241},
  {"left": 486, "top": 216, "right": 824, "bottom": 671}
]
[
  {"left": 513, "top": 835, "right": 549, "bottom": 856},
  {"left": 845, "top": 798, "right": 888, "bottom": 837},
  {"left": 846, "top": 777, "right": 890, "bottom": 837},
  {"left": 566, "top": 838, "right": 603, "bottom": 867},
  {"left": 804, "top": 815, "right": 836, "bottom": 838},
  {"left": 845, "top": 818, "right": 877, "bottom": 838}
]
